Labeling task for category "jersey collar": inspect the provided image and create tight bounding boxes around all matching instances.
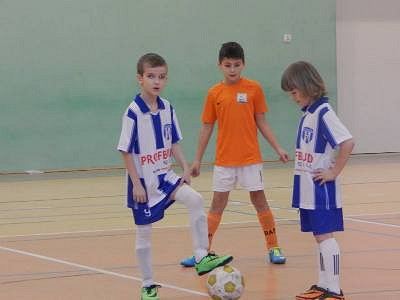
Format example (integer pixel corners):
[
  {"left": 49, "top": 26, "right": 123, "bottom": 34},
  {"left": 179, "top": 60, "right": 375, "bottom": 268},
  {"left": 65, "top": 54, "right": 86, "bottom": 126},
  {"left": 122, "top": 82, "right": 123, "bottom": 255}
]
[
  {"left": 134, "top": 94, "right": 165, "bottom": 113},
  {"left": 302, "top": 97, "right": 329, "bottom": 113}
]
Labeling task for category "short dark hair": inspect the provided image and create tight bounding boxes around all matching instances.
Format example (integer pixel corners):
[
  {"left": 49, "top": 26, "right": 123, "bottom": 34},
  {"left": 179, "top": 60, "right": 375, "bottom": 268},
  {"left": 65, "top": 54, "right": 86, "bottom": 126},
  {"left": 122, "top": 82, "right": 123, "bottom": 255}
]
[
  {"left": 137, "top": 53, "right": 167, "bottom": 75},
  {"left": 281, "top": 61, "right": 326, "bottom": 99},
  {"left": 218, "top": 42, "right": 245, "bottom": 63}
]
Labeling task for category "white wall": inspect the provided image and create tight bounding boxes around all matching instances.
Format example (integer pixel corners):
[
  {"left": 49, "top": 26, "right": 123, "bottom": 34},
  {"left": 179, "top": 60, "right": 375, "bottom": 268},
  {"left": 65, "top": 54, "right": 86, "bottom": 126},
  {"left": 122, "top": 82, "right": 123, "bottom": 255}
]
[{"left": 336, "top": 0, "right": 400, "bottom": 153}]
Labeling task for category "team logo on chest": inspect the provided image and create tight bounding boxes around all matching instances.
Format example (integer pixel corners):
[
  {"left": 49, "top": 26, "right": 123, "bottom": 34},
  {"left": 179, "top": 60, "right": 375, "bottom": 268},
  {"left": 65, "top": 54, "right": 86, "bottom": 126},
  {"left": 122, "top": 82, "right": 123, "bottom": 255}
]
[
  {"left": 302, "top": 127, "right": 314, "bottom": 143},
  {"left": 236, "top": 93, "right": 248, "bottom": 103},
  {"left": 163, "top": 124, "right": 172, "bottom": 141}
]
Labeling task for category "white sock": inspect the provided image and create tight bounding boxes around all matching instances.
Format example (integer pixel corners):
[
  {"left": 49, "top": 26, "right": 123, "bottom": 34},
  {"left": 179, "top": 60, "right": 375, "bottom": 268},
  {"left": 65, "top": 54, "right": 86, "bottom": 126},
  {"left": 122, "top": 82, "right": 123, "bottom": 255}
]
[
  {"left": 317, "top": 245, "right": 327, "bottom": 289},
  {"left": 174, "top": 184, "right": 208, "bottom": 262},
  {"left": 319, "top": 238, "right": 341, "bottom": 294},
  {"left": 135, "top": 224, "right": 154, "bottom": 287}
]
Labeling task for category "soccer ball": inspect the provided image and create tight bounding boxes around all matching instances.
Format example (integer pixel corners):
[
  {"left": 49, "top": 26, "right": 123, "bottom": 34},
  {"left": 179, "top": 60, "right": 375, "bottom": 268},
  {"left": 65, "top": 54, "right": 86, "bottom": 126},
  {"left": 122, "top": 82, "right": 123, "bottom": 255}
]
[{"left": 206, "top": 265, "right": 244, "bottom": 300}]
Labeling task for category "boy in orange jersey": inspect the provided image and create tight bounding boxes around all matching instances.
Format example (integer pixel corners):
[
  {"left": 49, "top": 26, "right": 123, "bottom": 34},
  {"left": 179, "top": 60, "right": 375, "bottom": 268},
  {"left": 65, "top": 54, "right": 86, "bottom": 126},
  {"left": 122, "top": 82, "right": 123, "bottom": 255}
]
[{"left": 180, "top": 42, "right": 290, "bottom": 267}]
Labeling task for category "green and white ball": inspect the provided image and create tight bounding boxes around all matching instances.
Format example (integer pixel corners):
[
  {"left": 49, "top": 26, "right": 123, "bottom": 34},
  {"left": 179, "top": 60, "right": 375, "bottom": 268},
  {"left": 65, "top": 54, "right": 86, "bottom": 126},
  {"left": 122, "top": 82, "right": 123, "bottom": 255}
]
[{"left": 206, "top": 265, "right": 244, "bottom": 300}]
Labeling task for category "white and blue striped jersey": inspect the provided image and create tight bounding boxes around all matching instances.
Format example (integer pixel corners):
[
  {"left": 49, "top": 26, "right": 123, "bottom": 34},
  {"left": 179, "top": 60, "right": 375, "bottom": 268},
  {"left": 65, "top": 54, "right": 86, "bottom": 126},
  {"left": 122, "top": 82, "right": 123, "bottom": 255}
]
[
  {"left": 118, "top": 94, "right": 182, "bottom": 210},
  {"left": 293, "top": 97, "right": 352, "bottom": 210}
]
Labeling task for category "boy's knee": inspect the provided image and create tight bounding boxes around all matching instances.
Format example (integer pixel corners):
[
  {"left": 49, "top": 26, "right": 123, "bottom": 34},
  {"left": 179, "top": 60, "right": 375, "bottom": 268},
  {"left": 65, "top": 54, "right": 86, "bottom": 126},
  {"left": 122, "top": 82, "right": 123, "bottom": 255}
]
[
  {"left": 314, "top": 233, "right": 333, "bottom": 243},
  {"left": 176, "top": 185, "right": 204, "bottom": 209},
  {"left": 210, "top": 193, "right": 229, "bottom": 213},
  {"left": 188, "top": 190, "right": 204, "bottom": 209},
  {"left": 135, "top": 225, "right": 152, "bottom": 249}
]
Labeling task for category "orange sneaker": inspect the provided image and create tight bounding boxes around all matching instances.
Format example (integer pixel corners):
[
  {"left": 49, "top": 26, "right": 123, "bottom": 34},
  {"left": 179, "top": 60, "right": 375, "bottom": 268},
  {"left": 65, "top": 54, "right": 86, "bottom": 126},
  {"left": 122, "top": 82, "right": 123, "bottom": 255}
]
[
  {"left": 296, "top": 285, "right": 327, "bottom": 300},
  {"left": 318, "top": 290, "right": 345, "bottom": 300}
]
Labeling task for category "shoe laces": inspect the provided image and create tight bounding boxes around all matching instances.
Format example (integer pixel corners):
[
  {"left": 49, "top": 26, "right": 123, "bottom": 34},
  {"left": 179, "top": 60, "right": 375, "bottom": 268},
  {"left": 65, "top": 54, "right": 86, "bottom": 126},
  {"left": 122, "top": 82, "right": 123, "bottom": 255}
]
[
  {"left": 197, "top": 252, "right": 218, "bottom": 263},
  {"left": 144, "top": 284, "right": 161, "bottom": 295},
  {"left": 271, "top": 247, "right": 283, "bottom": 256}
]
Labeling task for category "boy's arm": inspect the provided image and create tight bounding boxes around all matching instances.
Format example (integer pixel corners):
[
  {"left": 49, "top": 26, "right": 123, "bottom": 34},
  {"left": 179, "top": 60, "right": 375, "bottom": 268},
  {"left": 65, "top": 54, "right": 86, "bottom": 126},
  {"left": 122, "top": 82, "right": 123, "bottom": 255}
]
[
  {"left": 171, "top": 143, "right": 190, "bottom": 185},
  {"left": 120, "top": 151, "right": 147, "bottom": 202},
  {"left": 191, "top": 123, "right": 214, "bottom": 177},
  {"left": 313, "top": 138, "right": 355, "bottom": 184},
  {"left": 255, "top": 113, "right": 289, "bottom": 163}
]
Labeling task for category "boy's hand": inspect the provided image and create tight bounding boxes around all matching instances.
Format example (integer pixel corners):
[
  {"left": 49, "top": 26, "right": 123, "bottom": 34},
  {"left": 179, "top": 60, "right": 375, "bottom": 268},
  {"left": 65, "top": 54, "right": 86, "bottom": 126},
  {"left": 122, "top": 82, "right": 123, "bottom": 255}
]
[
  {"left": 313, "top": 168, "right": 336, "bottom": 185},
  {"left": 190, "top": 160, "right": 201, "bottom": 177},
  {"left": 277, "top": 147, "right": 290, "bottom": 163},
  {"left": 181, "top": 168, "right": 191, "bottom": 185},
  {"left": 133, "top": 182, "right": 147, "bottom": 203}
]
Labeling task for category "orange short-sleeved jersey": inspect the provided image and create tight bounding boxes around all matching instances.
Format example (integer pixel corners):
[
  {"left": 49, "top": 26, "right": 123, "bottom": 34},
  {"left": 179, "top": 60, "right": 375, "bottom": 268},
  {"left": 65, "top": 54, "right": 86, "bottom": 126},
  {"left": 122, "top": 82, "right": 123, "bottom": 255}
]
[{"left": 202, "top": 77, "right": 268, "bottom": 166}]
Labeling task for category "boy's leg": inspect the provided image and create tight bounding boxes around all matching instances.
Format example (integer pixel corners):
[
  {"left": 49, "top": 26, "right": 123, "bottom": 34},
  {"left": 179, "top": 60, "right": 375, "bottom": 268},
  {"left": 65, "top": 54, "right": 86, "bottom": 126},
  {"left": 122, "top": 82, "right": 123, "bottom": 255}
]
[
  {"left": 174, "top": 184, "right": 233, "bottom": 274},
  {"left": 237, "top": 163, "right": 285, "bottom": 263},
  {"left": 296, "top": 209, "right": 344, "bottom": 299},
  {"left": 136, "top": 224, "right": 155, "bottom": 288},
  {"left": 180, "top": 165, "right": 234, "bottom": 267},
  {"left": 295, "top": 238, "right": 330, "bottom": 300},
  {"left": 174, "top": 184, "right": 208, "bottom": 261},
  {"left": 315, "top": 234, "right": 341, "bottom": 295},
  {"left": 179, "top": 191, "right": 228, "bottom": 267},
  {"left": 317, "top": 244, "right": 327, "bottom": 290},
  {"left": 250, "top": 190, "right": 286, "bottom": 264},
  {"left": 301, "top": 234, "right": 344, "bottom": 299},
  {"left": 208, "top": 191, "right": 229, "bottom": 248},
  {"left": 208, "top": 165, "right": 235, "bottom": 248}
]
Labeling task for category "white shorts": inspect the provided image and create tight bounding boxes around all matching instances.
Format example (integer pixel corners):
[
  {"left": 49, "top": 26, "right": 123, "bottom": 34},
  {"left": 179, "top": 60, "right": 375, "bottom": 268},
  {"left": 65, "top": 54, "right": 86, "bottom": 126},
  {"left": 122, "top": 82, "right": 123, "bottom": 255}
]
[{"left": 213, "top": 163, "right": 264, "bottom": 192}]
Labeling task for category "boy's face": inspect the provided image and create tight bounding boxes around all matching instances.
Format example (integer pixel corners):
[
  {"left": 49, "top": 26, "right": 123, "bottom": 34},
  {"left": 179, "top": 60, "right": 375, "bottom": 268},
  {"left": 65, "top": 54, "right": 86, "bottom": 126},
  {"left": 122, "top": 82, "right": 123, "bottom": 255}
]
[
  {"left": 288, "top": 88, "right": 312, "bottom": 108},
  {"left": 137, "top": 64, "right": 168, "bottom": 99},
  {"left": 219, "top": 58, "right": 244, "bottom": 85}
]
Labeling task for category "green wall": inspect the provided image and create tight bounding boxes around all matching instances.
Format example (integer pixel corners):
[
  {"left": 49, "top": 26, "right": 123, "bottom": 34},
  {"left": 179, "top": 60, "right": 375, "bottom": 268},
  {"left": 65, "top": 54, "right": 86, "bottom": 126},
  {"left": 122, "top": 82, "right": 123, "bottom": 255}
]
[{"left": 0, "top": 0, "right": 336, "bottom": 172}]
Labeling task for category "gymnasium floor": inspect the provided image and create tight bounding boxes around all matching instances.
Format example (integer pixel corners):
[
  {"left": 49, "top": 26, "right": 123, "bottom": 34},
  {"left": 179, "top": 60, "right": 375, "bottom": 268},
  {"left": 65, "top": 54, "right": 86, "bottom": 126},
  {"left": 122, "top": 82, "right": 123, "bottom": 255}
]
[{"left": 1, "top": 154, "right": 399, "bottom": 299}]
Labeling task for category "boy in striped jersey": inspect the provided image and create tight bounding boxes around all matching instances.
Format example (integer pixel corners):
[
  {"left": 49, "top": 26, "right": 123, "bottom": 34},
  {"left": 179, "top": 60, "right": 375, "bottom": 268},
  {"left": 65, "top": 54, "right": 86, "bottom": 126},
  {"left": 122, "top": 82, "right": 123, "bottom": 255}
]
[
  {"left": 281, "top": 61, "right": 354, "bottom": 300},
  {"left": 118, "top": 53, "right": 232, "bottom": 300}
]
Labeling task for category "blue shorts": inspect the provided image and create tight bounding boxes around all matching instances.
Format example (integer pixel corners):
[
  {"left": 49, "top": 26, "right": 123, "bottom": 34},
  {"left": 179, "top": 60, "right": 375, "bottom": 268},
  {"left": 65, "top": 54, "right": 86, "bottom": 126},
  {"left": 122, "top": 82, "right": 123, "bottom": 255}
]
[
  {"left": 131, "top": 179, "right": 181, "bottom": 225},
  {"left": 300, "top": 208, "right": 344, "bottom": 235}
]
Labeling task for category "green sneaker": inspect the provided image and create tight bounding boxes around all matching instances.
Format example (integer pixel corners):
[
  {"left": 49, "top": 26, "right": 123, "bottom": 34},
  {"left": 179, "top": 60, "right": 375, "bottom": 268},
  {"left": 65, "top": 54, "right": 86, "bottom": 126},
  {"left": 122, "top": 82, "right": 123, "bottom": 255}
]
[
  {"left": 195, "top": 252, "right": 233, "bottom": 276},
  {"left": 141, "top": 284, "right": 161, "bottom": 300}
]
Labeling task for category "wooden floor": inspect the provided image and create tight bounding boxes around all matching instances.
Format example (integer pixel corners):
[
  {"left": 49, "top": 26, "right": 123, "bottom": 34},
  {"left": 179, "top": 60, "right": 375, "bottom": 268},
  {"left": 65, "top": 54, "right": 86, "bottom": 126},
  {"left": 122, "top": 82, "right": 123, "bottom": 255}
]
[{"left": 1, "top": 154, "right": 400, "bottom": 299}]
